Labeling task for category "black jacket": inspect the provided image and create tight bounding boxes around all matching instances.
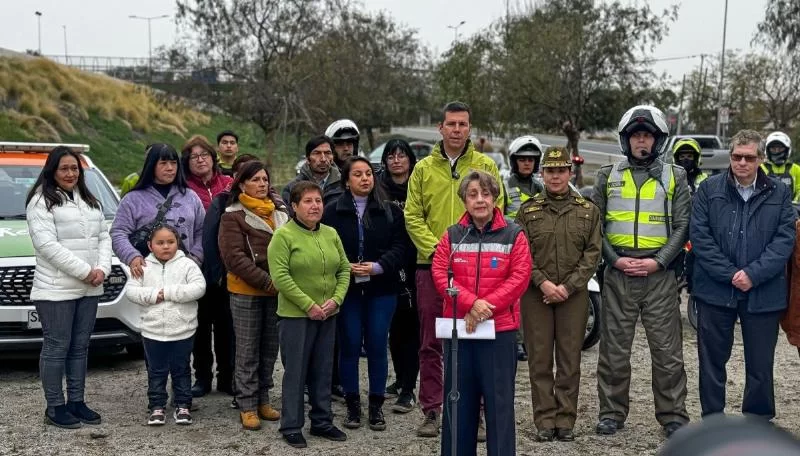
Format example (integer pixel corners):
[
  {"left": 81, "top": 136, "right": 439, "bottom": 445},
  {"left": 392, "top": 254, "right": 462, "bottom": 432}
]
[
  {"left": 691, "top": 168, "right": 795, "bottom": 313},
  {"left": 202, "top": 191, "right": 228, "bottom": 287},
  {"left": 322, "top": 191, "right": 408, "bottom": 297}
]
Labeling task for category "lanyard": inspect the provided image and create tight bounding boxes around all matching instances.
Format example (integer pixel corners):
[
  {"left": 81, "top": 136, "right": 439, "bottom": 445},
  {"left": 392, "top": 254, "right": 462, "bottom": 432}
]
[{"left": 354, "top": 198, "right": 365, "bottom": 263}]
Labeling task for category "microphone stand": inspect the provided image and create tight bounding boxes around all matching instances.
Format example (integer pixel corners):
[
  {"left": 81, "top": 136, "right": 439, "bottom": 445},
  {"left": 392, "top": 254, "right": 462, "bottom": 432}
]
[{"left": 446, "top": 226, "right": 471, "bottom": 456}]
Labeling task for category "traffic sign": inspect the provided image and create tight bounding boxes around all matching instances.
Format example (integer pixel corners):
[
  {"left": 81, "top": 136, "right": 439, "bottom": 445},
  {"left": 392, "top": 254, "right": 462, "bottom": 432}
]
[{"left": 719, "top": 107, "right": 730, "bottom": 125}]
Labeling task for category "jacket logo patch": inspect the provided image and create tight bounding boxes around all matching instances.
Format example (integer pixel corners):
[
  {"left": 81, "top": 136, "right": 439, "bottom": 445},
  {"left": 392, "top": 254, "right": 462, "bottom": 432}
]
[
  {"left": 454, "top": 258, "right": 468, "bottom": 263},
  {"left": 490, "top": 257, "right": 499, "bottom": 269},
  {"left": 607, "top": 181, "right": 625, "bottom": 188}
]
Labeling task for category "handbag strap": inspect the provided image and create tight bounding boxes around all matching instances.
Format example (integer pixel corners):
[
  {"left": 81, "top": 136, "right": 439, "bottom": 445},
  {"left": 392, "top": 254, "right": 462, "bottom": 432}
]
[{"left": 153, "top": 194, "right": 176, "bottom": 226}]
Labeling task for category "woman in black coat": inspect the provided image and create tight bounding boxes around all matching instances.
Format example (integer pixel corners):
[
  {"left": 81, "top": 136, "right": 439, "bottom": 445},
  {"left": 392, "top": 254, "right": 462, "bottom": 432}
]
[{"left": 321, "top": 156, "right": 408, "bottom": 432}]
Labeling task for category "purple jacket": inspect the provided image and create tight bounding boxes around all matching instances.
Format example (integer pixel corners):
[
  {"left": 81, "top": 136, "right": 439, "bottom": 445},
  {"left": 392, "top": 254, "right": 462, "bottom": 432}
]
[{"left": 111, "top": 186, "right": 205, "bottom": 265}]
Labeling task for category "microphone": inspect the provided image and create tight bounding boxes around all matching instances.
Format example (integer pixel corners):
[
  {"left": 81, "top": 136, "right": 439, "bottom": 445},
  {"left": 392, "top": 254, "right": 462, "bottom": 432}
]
[{"left": 447, "top": 225, "right": 473, "bottom": 294}]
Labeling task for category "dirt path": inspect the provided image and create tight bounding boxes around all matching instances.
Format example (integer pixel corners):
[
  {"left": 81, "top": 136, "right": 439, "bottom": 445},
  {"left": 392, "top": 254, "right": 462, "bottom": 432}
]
[{"left": 2, "top": 302, "right": 799, "bottom": 456}]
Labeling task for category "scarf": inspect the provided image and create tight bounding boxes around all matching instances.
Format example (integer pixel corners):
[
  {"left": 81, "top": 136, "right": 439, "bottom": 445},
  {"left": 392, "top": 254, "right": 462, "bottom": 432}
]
[{"left": 239, "top": 193, "right": 276, "bottom": 229}]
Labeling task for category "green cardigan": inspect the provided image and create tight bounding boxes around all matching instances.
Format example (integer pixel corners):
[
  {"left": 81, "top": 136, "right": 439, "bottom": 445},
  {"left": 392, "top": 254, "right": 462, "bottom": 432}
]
[{"left": 267, "top": 219, "right": 351, "bottom": 318}]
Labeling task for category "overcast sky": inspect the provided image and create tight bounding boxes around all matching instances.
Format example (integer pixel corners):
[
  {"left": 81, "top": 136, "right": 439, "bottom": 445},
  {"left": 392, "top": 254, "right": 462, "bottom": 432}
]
[{"left": 0, "top": 0, "right": 768, "bottom": 82}]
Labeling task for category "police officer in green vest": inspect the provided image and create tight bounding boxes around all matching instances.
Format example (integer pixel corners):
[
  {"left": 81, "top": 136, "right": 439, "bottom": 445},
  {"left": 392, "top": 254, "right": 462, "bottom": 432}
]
[
  {"left": 672, "top": 138, "right": 708, "bottom": 194},
  {"left": 593, "top": 105, "right": 691, "bottom": 438},
  {"left": 504, "top": 135, "right": 545, "bottom": 361},
  {"left": 505, "top": 135, "right": 544, "bottom": 218},
  {"left": 761, "top": 131, "right": 800, "bottom": 202}
]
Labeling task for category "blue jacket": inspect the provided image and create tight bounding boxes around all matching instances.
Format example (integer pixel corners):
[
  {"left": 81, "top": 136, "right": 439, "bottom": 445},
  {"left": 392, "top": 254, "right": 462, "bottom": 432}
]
[{"left": 690, "top": 168, "right": 795, "bottom": 313}]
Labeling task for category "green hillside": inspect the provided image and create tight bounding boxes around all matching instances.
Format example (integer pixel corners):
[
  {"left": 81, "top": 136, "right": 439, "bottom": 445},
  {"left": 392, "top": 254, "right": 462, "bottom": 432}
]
[{"left": 0, "top": 57, "right": 298, "bottom": 186}]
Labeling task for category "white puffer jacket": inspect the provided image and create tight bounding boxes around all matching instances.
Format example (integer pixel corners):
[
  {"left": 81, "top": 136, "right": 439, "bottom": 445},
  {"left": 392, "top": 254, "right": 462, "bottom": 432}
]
[
  {"left": 26, "top": 189, "right": 112, "bottom": 302},
  {"left": 124, "top": 250, "right": 206, "bottom": 342}
]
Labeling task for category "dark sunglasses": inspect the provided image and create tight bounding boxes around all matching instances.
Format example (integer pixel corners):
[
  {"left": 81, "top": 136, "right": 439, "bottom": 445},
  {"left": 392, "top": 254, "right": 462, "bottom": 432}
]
[{"left": 730, "top": 153, "right": 759, "bottom": 163}]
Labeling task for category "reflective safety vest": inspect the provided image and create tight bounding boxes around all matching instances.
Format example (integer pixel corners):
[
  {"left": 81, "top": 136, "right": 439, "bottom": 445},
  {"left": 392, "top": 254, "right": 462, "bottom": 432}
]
[
  {"left": 505, "top": 187, "right": 534, "bottom": 217},
  {"left": 605, "top": 162, "right": 675, "bottom": 249},
  {"left": 763, "top": 162, "right": 794, "bottom": 190}
]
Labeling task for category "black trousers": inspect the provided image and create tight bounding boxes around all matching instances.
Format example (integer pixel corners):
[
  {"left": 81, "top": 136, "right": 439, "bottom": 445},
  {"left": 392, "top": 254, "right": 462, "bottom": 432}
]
[
  {"left": 192, "top": 283, "right": 234, "bottom": 386},
  {"left": 442, "top": 330, "right": 517, "bottom": 456},
  {"left": 389, "top": 292, "right": 420, "bottom": 393},
  {"left": 697, "top": 298, "right": 780, "bottom": 419}
]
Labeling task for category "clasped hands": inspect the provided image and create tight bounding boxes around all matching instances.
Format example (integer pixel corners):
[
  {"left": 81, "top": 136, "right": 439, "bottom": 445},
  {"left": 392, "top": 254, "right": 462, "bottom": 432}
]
[
  {"left": 307, "top": 299, "right": 338, "bottom": 321},
  {"left": 83, "top": 268, "right": 106, "bottom": 287},
  {"left": 540, "top": 280, "right": 569, "bottom": 305},
  {"left": 350, "top": 262, "right": 375, "bottom": 277},
  {"left": 732, "top": 270, "right": 753, "bottom": 292},
  {"left": 614, "top": 257, "right": 660, "bottom": 277},
  {"left": 465, "top": 299, "right": 495, "bottom": 334}
]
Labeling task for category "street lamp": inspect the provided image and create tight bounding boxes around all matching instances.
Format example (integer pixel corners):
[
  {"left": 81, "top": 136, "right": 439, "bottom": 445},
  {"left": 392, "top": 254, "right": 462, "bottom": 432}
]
[
  {"left": 34, "top": 11, "right": 42, "bottom": 55},
  {"left": 715, "top": 0, "right": 729, "bottom": 137},
  {"left": 447, "top": 20, "right": 466, "bottom": 43},
  {"left": 129, "top": 14, "right": 170, "bottom": 80}
]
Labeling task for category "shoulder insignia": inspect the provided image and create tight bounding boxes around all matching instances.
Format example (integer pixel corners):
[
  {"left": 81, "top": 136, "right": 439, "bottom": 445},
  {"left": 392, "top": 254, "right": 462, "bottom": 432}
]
[
  {"left": 582, "top": 202, "right": 591, "bottom": 208},
  {"left": 574, "top": 196, "right": 586, "bottom": 204},
  {"left": 524, "top": 205, "right": 542, "bottom": 213},
  {"left": 533, "top": 193, "right": 546, "bottom": 202}
]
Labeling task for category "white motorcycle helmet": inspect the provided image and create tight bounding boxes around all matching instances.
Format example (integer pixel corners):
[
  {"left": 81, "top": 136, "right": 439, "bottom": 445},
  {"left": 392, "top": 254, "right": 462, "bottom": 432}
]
[
  {"left": 508, "top": 135, "right": 544, "bottom": 174},
  {"left": 617, "top": 105, "right": 670, "bottom": 160},
  {"left": 766, "top": 131, "right": 792, "bottom": 166}
]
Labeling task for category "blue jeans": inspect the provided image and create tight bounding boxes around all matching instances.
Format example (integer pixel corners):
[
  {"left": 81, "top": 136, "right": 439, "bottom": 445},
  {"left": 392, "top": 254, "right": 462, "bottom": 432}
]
[
  {"left": 143, "top": 336, "right": 194, "bottom": 410},
  {"left": 338, "top": 293, "right": 397, "bottom": 395},
  {"left": 35, "top": 296, "right": 99, "bottom": 408}
]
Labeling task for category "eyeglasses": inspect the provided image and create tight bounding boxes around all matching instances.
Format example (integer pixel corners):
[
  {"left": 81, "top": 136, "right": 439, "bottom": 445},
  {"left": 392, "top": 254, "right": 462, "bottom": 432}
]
[
  {"left": 387, "top": 153, "right": 408, "bottom": 162},
  {"left": 189, "top": 151, "right": 212, "bottom": 161},
  {"left": 730, "top": 153, "right": 759, "bottom": 163}
]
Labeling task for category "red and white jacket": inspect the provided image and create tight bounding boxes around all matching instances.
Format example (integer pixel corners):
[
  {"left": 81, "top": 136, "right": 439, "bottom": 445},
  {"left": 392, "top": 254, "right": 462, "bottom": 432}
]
[{"left": 432, "top": 208, "right": 532, "bottom": 332}]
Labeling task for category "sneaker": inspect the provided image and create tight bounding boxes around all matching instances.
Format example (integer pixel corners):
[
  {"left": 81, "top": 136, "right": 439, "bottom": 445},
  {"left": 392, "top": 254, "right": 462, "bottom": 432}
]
[
  {"left": 283, "top": 432, "right": 308, "bottom": 448},
  {"left": 66, "top": 401, "right": 101, "bottom": 425},
  {"left": 385, "top": 381, "right": 399, "bottom": 398},
  {"left": 173, "top": 407, "right": 193, "bottom": 425},
  {"left": 516, "top": 343, "right": 528, "bottom": 361},
  {"left": 417, "top": 410, "right": 440, "bottom": 437},
  {"left": 477, "top": 415, "right": 487, "bottom": 442},
  {"left": 147, "top": 408, "right": 166, "bottom": 426},
  {"left": 595, "top": 418, "right": 624, "bottom": 435},
  {"left": 258, "top": 404, "right": 280, "bottom": 421},
  {"left": 391, "top": 391, "right": 416, "bottom": 414},
  {"left": 44, "top": 405, "right": 81, "bottom": 429},
  {"left": 230, "top": 398, "right": 239, "bottom": 409}
]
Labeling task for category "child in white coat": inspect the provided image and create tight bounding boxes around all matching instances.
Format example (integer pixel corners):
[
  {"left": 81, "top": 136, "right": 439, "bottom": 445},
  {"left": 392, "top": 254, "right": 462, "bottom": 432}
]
[{"left": 125, "top": 224, "right": 206, "bottom": 426}]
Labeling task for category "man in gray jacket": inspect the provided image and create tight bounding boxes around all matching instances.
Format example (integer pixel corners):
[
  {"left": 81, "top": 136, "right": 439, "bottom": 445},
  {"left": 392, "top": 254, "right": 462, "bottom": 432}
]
[{"left": 593, "top": 105, "right": 690, "bottom": 438}]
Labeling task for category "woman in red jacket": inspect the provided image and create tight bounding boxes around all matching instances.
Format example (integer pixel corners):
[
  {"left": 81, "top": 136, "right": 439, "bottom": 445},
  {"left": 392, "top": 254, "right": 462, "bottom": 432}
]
[{"left": 432, "top": 170, "right": 531, "bottom": 456}]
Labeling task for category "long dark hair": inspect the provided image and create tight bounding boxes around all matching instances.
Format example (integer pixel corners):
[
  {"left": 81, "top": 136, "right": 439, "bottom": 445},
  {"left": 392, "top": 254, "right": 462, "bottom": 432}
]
[
  {"left": 340, "top": 156, "right": 387, "bottom": 227},
  {"left": 131, "top": 143, "right": 187, "bottom": 193},
  {"left": 227, "top": 161, "right": 270, "bottom": 207},
  {"left": 25, "top": 146, "right": 101, "bottom": 211}
]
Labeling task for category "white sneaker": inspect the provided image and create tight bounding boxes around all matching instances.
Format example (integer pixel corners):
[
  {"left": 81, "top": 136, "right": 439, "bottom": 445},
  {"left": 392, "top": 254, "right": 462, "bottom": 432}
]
[
  {"left": 147, "top": 408, "right": 166, "bottom": 426},
  {"left": 173, "top": 407, "right": 193, "bottom": 425}
]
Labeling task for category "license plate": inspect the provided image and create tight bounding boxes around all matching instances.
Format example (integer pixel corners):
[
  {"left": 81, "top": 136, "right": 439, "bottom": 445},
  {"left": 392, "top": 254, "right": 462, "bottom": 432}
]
[{"left": 27, "top": 310, "right": 42, "bottom": 329}]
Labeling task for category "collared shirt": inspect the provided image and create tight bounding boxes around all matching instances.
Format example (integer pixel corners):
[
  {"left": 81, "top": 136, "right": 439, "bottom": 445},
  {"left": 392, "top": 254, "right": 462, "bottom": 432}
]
[
  {"left": 735, "top": 178, "right": 757, "bottom": 202},
  {"left": 316, "top": 173, "right": 330, "bottom": 187}
]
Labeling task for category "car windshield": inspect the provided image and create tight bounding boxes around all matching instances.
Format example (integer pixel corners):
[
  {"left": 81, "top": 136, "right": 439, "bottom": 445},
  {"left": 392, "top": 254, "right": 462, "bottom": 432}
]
[{"left": 0, "top": 165, "right": 119, "bottom": 219}]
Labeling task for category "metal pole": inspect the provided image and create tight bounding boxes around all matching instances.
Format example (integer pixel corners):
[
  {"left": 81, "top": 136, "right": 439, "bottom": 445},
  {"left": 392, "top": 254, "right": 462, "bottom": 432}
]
[
  {"left": 147, "top": 18, "right": 152, "bottom": 81},
  {"left": 677, "top": 74, "right": 686, "bottom": 136},
  {"left": 62, "top": 25, "right": 68, "bottom": 62},
  {"left": 716, "top": 0, "right": 729, "bottom": 136},
  {"left": 35, "top": 11, "right": 42, "bottom": 55}
]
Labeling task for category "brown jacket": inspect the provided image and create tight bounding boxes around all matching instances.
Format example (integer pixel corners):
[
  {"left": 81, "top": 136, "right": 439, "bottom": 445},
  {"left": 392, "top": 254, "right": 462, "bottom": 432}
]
[
  {"left": 781, "top": 219, "right": 800, "bottom": 346},
  {"left": 516, "top": 190, "right": 602, "bottom": 294},
  {"left": 219, "top": 201, "right": 289, "bottom": 296}
]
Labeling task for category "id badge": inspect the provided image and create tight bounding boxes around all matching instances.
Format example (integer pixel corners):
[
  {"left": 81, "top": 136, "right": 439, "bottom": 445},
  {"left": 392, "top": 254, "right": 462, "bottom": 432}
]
[{"left": 355, "top": 275, "right": 370, "bottom": 284}]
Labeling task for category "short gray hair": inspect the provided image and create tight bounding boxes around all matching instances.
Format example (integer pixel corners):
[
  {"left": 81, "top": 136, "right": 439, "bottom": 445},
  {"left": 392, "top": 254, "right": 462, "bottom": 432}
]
[
  {"left": 457, "top": 170, "right": 501, "bottom": 202},
  {"left": 729, "top": 129, "right": 765, "bottom": 157}
]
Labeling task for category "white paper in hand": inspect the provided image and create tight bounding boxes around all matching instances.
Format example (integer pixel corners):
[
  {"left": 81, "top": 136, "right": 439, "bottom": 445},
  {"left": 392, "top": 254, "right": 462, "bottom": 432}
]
[{"left": 435, "top": 318, "right": 496, "bottom": 340}]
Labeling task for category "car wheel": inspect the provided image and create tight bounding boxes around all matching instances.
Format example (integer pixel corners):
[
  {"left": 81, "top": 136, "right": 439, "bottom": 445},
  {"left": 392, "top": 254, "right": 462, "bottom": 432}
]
[{"left": 582, "top": 291, "right": 602, "bottom": 351}]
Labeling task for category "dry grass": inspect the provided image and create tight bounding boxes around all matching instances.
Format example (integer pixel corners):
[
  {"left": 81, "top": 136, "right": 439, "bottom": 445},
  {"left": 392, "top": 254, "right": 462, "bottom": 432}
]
[{"left": 0, "top": 57, "right": 209, "bottom": 141}]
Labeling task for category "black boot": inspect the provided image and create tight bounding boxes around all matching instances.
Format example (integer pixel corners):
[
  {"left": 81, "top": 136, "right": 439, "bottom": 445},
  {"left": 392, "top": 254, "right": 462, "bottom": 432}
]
[
  {"left": 44, "top": 405, "right": 81, "bottom": 429},
  {"left": 343, "top": 393, "right": 362, "bottom": 429},
  {"left": 368, "top": 394, "right": 386, "bottom": 431}
]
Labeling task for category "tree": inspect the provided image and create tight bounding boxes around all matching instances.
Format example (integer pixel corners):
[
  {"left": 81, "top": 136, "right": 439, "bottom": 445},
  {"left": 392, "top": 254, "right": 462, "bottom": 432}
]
[
  {"left": 442, "top": 0, "right": 678, "bottom": 185},
  {"left": 175, "top": 0, "right": 342, "bottom": 163},
  {"left": 756, "top": 0, "right": 800, "bottom": 51},
  {"left": 295, "top": 9, "right": 432, "bottom": 150}
]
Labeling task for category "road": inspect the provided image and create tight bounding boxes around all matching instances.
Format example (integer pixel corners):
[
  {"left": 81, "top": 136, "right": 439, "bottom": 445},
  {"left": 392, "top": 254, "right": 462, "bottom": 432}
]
[{"left": 392, "top": 127, "right": 622, "bottom": 168}]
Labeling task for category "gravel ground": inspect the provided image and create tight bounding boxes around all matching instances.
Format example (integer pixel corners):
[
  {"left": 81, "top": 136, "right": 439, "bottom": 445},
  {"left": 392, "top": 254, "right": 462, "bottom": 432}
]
[{"left": 2, "top": 299, "right": 800, "bottom": 456}]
